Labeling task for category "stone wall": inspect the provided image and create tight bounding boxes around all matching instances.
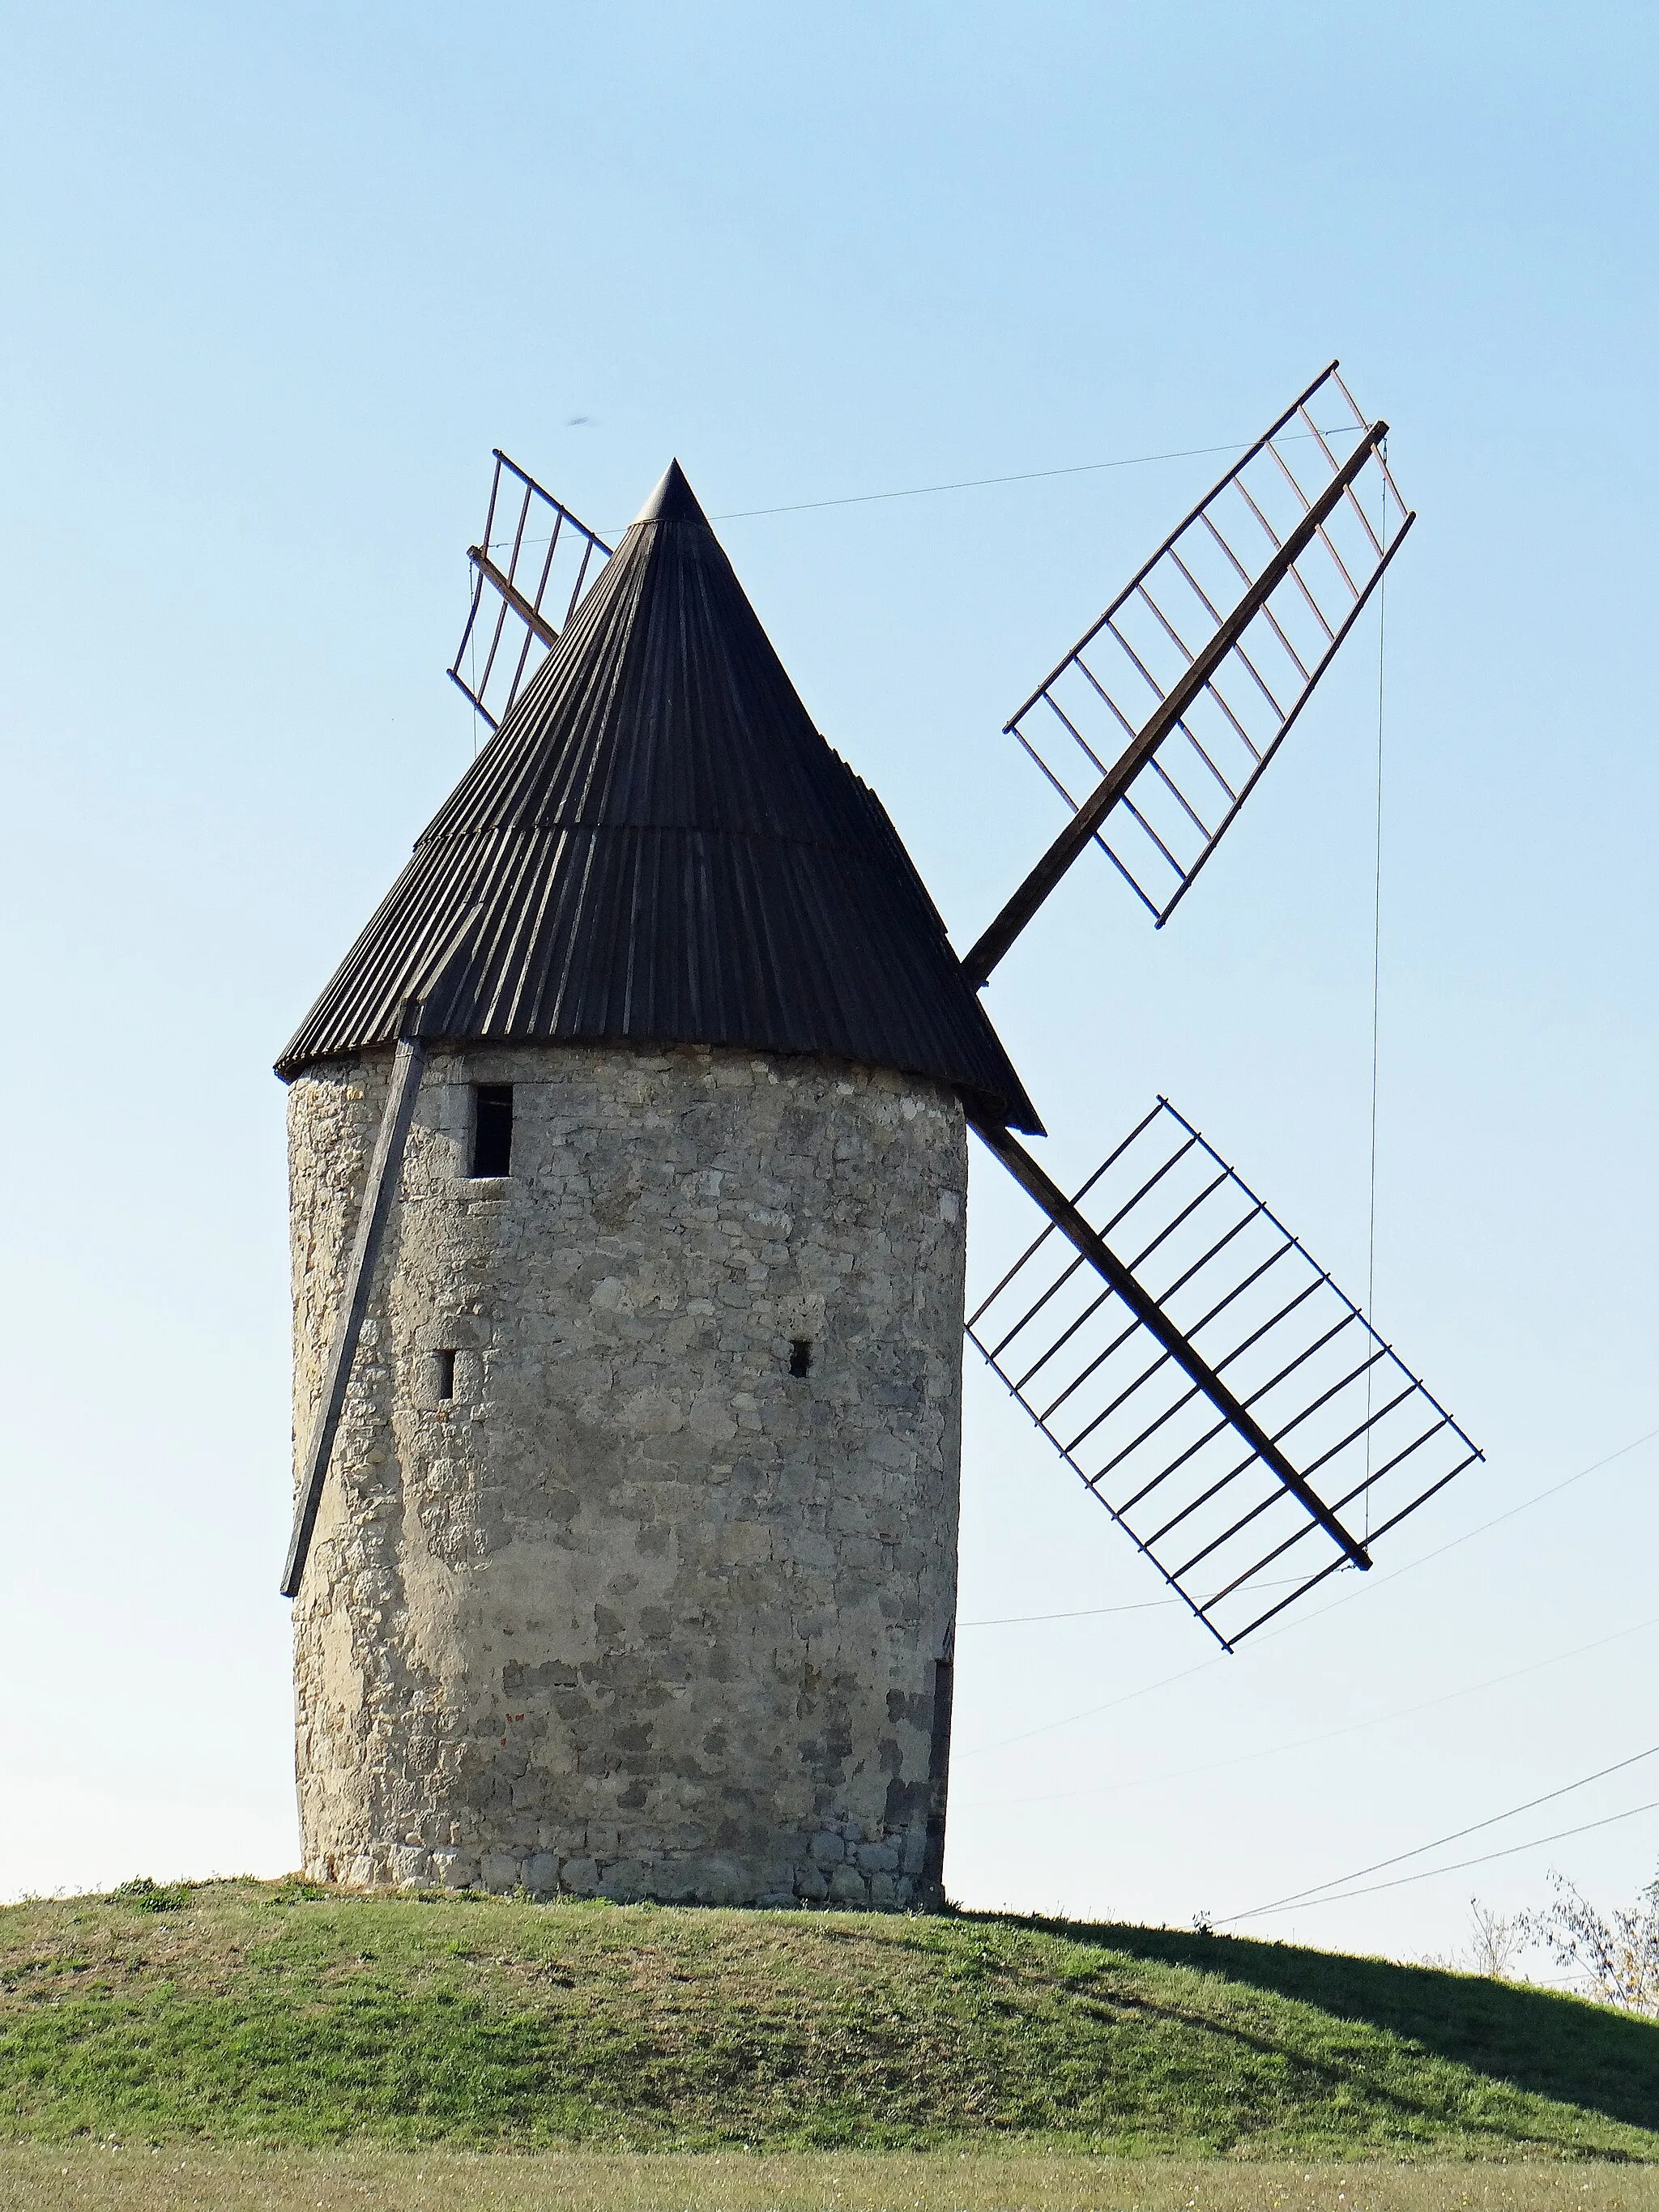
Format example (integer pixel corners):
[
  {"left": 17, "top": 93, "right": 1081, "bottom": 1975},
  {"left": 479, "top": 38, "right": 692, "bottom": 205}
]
[{"left": 287, "top": 1042, "right": 967, "bottom": 1907}]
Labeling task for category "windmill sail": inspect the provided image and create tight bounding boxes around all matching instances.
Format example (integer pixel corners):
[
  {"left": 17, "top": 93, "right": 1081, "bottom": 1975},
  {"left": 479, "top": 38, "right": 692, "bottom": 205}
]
[
  {"left": 962, "top": 364, "right": 1412, "bottom": 983},
  {"left": 448, "top": 450, "right": 612, "bottom": 731},
  {"left": 967, "top": 1101, "right": 1480, "bottom": 1650}
]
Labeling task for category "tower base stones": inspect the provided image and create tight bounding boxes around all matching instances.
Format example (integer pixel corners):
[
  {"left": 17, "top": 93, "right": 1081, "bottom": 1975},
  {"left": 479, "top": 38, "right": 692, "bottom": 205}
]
[{"left": 288, "top": 1042, "right": 966, "bottom": 1906}]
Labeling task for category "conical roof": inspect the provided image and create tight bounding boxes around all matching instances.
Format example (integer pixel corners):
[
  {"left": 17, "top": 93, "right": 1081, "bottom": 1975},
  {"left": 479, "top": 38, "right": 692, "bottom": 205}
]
[{"left": 277, "top": 462, "right": 1040, "bottom": 1132}]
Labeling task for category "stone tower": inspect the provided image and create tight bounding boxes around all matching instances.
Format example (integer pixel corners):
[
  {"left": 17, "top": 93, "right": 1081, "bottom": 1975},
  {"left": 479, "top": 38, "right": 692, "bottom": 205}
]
[{"left": 276, "top": 462, "right": 1038, "bottom": 1906}]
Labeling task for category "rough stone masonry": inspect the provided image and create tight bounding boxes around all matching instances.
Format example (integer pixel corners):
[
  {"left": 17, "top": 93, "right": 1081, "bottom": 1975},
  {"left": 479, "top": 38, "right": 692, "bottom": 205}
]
[{"left": 289, "top": 1041, "right": 967, "bottom": 1907}]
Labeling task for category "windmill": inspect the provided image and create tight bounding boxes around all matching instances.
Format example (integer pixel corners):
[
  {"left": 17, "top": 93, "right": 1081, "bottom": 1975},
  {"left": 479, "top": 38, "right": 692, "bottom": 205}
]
[{"left": 277, "top": 363, "right": 1479, "bottom": 1905}]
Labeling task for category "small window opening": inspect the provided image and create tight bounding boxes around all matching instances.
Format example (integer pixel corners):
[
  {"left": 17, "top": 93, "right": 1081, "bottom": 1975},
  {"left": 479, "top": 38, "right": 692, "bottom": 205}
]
[
  {"left": 434, "top": 1349, "right": 457, "bottom": 1402},
  {"left": 788, "top": 1338, "right": 813, "bottom": 1379},
  {"left": 471, "top": 1084, "right": 514, "bottom": 1177}
]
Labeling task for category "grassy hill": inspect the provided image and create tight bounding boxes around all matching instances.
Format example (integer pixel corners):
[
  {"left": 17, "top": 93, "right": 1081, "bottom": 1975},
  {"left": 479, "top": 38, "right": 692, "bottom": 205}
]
[{"left": 2, "top": 1881, "right": 1656, "bottom": 2159}]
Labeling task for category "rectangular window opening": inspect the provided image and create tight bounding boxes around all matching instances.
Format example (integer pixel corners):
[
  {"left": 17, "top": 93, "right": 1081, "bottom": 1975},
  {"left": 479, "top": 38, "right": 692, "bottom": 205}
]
[
  {"left": 471, "top": 1084, "right": 514, "bottom": 1177},
  {"left": 434, "top": 1349, "right": 457, "bottom": 1402},
  {"left": 789, "top": 1338, "right": 813, "bottom": 1379}
]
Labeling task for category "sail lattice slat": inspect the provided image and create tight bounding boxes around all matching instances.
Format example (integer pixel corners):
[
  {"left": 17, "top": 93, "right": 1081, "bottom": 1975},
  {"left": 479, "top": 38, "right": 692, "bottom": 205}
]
[
  {"left": 1004, "top": 364, "right": 1411, "bottom": 927},
  {"left": 448, "top": 451, "right": 612, "bottom": 731},
  {"left": 967, "top": 1099, "right": 1481, "bottom": 1648}
]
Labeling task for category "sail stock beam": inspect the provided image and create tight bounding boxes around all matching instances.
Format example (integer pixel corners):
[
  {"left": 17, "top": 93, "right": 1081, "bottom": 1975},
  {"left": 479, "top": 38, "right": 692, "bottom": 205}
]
[
  {"left": 280, "top": 1005, "right": 429, "bottom": 1600},
  {"left": 281, "top": 924, "right": 484, "bottom": 1599},
  {"left": 962, "top": 364, "right": 1412, "bottom": 982}
]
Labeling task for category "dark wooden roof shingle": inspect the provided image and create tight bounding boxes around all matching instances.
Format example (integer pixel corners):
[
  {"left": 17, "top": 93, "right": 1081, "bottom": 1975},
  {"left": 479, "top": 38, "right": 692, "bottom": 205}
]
[{"left": 277, "top": 461, "right": 1040, "bottom": 1132}]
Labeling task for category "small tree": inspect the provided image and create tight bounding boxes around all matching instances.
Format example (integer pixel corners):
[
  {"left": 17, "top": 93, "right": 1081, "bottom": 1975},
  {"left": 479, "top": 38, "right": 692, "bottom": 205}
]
[
  {"left": 1467, "top": 1899, "right": 1522, "bottom": 1979},
  {"left": 1519, "top": 1865, "right": 1659, "bottom": 2015},
  {"left": 1421, "top": 1897, "right": 1520, "bottom": 1978}
]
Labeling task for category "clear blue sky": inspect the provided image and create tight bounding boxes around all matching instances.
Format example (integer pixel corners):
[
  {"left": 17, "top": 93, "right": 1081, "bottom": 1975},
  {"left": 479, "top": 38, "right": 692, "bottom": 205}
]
[{"left": 2, "top": 1, "right": 1655, "bottom": 1962}]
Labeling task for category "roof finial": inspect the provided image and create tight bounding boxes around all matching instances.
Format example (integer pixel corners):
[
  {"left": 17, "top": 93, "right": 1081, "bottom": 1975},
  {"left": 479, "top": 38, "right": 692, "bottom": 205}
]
[{"left": 631, "top": 458, "right": 706, "bottom": 527}]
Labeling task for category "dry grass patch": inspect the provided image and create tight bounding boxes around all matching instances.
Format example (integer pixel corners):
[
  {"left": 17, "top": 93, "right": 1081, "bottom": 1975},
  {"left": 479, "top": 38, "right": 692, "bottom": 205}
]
[{"left": 2, "top": 2150, "right": 1659, "bottom": 2212}]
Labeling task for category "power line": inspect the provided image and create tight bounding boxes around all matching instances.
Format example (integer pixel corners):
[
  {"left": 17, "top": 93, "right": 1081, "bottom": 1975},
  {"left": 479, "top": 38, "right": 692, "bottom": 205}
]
[
  {"left": 501, "top": 421, "right": 1371, "bottom": 548},
  {"left": 956, "top": 1606, "right": 1659, "bottom": 1812},
  {"left": 1248, "top": 1424, "right": 1659, "bottom": 1648},
  {"left": 957, "top": 1573, "right": 1315, "bottom": 1629},
  {"left": 960, "top": 1597, "right": 1177, "bottom": 1628},
  {"left": 707, "top": 438, "right": 1267, "bottom": 522},
  {"left": 1220, "top": 1739, "right": 1659, "bottom": 1925},
  {"left": 957, "top": 1653, "right": 1227, "bottom": 1760},
  {"left": 1362, "top": 455, "right": 1389, "bottom": 1544},
  {"left": 960, "top": 1422, "right": 1657, "bottom": 1642},
  {"left": 683, "top": 422, "right": 1367, "bottom": 529},
  {"left": 1221, "top": 1796, "right": 1659, "bottom": 1921},
  {"left": 954, "top": 1422, "right": 1659, "bottom": 1760}
]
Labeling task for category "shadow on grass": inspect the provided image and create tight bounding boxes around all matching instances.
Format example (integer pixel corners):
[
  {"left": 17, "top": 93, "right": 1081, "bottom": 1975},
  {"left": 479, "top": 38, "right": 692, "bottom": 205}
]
[{"left": 981, "top": 1912, "right": 1659, "bottom": 2137}]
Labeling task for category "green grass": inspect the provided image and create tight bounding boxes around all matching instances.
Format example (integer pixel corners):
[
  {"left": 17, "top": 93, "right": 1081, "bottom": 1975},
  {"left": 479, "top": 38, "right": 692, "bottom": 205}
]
[{"left": 1, "top": 1882, "right": 1655, "bottom": 2159}]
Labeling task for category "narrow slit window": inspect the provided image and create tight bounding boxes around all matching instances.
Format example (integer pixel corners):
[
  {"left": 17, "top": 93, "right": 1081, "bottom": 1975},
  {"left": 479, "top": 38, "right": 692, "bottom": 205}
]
[
  {"left": 789, "top": 1338, "right": 813, "bottom": 1379},
  {"left": 434, "top": 1349, "right": 457, "bottom": 1402},
  {"left": 471, "top": 1084, "right": 514, "bottom": 1177}
]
